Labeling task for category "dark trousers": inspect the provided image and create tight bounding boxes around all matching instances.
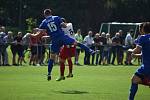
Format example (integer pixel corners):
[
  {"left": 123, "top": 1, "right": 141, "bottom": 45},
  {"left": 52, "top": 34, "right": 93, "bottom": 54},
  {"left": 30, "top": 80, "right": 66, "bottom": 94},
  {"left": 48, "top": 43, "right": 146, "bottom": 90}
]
[{"left": 84, "top": 51, "right": 90, "bottom": 65}]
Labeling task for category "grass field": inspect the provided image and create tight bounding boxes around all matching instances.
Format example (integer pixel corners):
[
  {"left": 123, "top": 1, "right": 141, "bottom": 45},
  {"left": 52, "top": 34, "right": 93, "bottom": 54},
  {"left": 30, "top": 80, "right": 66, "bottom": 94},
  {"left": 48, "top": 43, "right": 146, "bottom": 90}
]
[{"left": 0, "top": 65, "right": 150, "bottom": 100}]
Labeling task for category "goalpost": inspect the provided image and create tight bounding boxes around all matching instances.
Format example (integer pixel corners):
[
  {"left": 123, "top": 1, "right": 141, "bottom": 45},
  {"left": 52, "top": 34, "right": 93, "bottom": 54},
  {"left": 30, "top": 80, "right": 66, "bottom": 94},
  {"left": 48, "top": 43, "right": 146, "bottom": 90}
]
[{"left": 99, "top": 22, "right": 141, "bottom": 38}]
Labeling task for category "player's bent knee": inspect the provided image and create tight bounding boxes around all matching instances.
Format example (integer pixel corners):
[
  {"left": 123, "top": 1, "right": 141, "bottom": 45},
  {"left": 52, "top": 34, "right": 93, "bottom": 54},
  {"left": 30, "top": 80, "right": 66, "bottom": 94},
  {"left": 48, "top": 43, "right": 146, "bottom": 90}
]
[
  {"left": 131, "top": 75, "right": 142, "bottom": 84},
  {"left": 59, "top": 58, "right": 65, "bottom": 63}
]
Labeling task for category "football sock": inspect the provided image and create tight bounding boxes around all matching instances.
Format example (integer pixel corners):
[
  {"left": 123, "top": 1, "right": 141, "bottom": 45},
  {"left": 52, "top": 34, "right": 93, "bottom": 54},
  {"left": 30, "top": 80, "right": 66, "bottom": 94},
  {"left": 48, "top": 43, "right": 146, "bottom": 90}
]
[
  {"left": 67, "top": 59, "right": 73, "bottom": 74},
  {"left": 48, "top": 59, "right": 54, "bottom": 75},
  {"left": 129, "top": 83, "right": 138, "bottom": 100},
  {"left": 60, "top": 62, "right": 65, "bottom": 76}
]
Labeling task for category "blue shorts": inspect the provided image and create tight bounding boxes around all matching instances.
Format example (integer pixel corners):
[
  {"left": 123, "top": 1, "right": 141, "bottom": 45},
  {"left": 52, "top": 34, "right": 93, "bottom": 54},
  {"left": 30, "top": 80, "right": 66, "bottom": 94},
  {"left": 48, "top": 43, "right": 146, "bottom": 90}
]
[
  {"left": 135, "top": 64, "right": 150, "bottom": 79},
  {"left": 51, "top": 35, "right": 75, "bottom": 54}
]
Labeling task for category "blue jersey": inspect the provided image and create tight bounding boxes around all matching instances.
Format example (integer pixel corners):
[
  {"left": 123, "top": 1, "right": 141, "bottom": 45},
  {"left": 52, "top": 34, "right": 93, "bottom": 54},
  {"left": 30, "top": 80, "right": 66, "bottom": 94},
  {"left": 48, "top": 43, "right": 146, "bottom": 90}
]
[
  {"left": 137, "top": 34, "right": 150, "bottom": 68},
  {"left": 135, "top": 34, "right": 150, "bottom": 76},
  {"left": 39, "top": 16, "right": 65, "bottom": 40}
]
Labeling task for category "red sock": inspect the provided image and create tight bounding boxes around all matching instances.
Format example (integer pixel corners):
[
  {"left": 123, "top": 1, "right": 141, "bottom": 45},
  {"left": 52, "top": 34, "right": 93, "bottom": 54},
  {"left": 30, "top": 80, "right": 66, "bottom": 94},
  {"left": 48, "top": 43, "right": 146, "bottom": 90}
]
[
  {"left": 60, "top": 62, "right": 65, "bottom": 76},
  {"left": 67, "top": 59, "right": 73, "bottom": 74}
]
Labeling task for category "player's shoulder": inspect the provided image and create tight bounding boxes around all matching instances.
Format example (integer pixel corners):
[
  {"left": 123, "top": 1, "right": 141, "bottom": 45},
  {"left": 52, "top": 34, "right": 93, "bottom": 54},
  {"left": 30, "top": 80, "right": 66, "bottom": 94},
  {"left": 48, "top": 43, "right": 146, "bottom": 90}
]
[
  {"left": 42, "top": 19, "right": 46, "bottom": 23},
  {"left": 52, "top": 16, "right": 61, "bottom": 19},
  {"left": 139, "top": 34, "right": 150, "bottom": 40},
  {"left": 67, "top": 23, "right": 73, "bottom": 26}
]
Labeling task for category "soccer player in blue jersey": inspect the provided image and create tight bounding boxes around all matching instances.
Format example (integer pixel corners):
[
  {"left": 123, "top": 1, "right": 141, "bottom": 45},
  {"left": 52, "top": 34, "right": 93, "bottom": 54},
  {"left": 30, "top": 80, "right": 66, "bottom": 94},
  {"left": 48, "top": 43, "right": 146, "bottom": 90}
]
[
  {"left": 31, "top": 9, "right": 95, "bottom": 81},
  {"left": 128, "top": 22, "right": 150, "bottom": 100}
]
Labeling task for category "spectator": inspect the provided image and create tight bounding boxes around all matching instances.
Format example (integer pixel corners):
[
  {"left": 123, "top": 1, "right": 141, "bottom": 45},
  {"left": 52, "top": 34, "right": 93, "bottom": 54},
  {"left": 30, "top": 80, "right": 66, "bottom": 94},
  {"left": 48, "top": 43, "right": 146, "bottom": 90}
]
[
  {"left": 93, "top": 33, "right": 101, "bottom": 65},
  {"left": 118, "top": 30, "right": 124, "bottom": 65},
  {"left": 105, "top": 33, "right": 112, "bottom": 64},
  {"left": 4, "top": 31, "right": 14, "bottom": 65},
  {"left": 74, "top": 29, "right": 83, "bottom": 65},
  {"left": 14, "top": 32, "right": 24, "bottom": 65},
  {"left": 0, "top": 26, "right": 7, "bottom": 66},
  {"left": 98, "top": 32, "right": 107, "bottom": 65},
  {"left": 22, "top": 33, "right": 31, "bottom": 64},
  {"left": 124, "top": 30, "right": 134, "bottom": 65},
  {"left": 83, "top": 30, "right": 94, "bottom": 65},
  {"left": 111, "top": 32, "right": 121, "bottom": 65},
  {"left": 29, "top": 28, "right": 39, "bottom": 66}
]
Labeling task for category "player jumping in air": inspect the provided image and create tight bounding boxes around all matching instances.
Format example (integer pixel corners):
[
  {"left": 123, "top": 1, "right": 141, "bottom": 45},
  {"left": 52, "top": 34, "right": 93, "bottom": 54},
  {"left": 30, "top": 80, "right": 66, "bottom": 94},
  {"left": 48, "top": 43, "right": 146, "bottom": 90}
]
[
  {"left": 128, "top": 22, "right": 150, "bottom": 100},
  {"left": 29, "top": 9, "right": 96, "bottom": 81},
  {"left": 56, "top": 18, "right": 76, "bottom": 81}
]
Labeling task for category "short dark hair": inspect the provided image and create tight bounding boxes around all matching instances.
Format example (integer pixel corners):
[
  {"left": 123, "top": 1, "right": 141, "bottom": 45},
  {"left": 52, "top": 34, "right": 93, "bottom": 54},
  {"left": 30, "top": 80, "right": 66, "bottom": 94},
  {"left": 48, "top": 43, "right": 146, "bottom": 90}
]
[
  {"left": 61, "top": 18, "right": 66, "bottom": 23},
  {"left": 44, "top": 9, "right": 52, "bottom": 16},
  {"left": 143, "top": 22, "right": 150, "bottom": 33}
]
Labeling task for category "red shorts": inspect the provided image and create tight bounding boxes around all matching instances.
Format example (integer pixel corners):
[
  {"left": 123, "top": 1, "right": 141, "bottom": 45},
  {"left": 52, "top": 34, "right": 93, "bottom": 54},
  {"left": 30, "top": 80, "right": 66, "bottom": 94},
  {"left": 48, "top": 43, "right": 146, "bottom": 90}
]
[
  {"left": 142, "top": 77, "right": 150, "bottom": 86},
  {"left": 59, "top": 45, "right": 76, "bottom": 59}
]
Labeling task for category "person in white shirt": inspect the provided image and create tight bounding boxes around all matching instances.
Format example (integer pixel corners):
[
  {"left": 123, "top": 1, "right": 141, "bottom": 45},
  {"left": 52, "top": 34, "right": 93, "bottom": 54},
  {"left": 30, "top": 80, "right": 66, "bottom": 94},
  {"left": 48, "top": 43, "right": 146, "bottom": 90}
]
[
  {"left": 125, "top": 32, "right": 133, "bottom": 48},
  {"left": 124, "top": 30, "right": 134, "bottom": 65},
  {"left": 83, "top": 30, "right": 94, "bottom": 65}
]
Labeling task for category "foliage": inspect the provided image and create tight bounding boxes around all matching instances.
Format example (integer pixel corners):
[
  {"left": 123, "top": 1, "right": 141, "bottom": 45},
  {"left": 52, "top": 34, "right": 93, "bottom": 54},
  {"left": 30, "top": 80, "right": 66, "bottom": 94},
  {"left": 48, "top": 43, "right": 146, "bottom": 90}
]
[
  {"left": 0, "top": 0, "right": 150, "bottom": 33},
  {"left": 26, "top": 18, "right": 37, "bottom": 32}
]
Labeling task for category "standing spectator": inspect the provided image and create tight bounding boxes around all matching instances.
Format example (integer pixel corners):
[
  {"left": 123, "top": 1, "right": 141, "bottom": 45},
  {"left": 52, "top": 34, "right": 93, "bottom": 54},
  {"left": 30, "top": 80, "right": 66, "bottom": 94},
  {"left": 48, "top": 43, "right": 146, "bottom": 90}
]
[
  {"left": 124, "top": 30, "right": 134, "bottom": 65},
  {"left": 22, "top": 33, "right": 30, "bottom": 55},
  {"left": 83, "top": 30, "right": 94, "bottom": 65},
  {"left": 93, "top": 33, "right": 101, "bottom": 65},
  {"left": 105, "top": 33, "right": 112, "bottom": 64},
  {"left": 0, "top": 26, "right": 7, "bottom": 66},
  {"left": 29, "top": 28, "right": 39, "bottom": 66},
  {"left": 14, "top": 32, "right": 24, "bottom": 65},
  {"left": 74, "top": 29, "right": 83, "bottom": 65},
  {"left": 10, "top": 33, "right": 18, "bottom": 66},
  {"left": 118, "top": 30, "right": 124, "bottom": 65},
  {"left": 4, "top": 31, "right": 14, "bottom": 65},
  {"left": 98, "top": 32, "right": 107, "bottom": 65},
  {"left": 22, "top": 33, "right": 31, "bottom": 64},
  {"left": 111, "top": 32, "right": 121, "bottom": 65}
]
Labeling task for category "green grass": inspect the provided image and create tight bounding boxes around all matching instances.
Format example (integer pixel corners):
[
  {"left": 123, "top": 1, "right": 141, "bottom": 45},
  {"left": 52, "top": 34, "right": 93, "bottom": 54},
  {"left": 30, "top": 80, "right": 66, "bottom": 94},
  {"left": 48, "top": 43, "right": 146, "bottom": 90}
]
[{"left": 0, "top": 65, "right": 150, "bottom": 100}]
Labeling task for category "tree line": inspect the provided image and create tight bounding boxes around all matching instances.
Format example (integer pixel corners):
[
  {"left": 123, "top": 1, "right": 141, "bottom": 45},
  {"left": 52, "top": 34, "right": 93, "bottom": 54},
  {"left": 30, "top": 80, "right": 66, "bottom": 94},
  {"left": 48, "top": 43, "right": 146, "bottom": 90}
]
[{"left": 0, "top": 0, "right": 150, "bottom": 33}]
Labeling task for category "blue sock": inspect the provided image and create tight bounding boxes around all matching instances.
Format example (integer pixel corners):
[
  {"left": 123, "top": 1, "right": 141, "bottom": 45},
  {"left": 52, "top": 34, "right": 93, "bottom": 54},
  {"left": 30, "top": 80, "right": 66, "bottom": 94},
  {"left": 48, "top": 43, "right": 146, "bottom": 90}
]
[
  {"left": 129, "top": 83, "right": 138, "bottom": 100},
  {"left": 77, "top": 43, "right": 92, "bottom": 53},
  {"left": 48, "top": 59, "right": 54, "bottom": 75}
]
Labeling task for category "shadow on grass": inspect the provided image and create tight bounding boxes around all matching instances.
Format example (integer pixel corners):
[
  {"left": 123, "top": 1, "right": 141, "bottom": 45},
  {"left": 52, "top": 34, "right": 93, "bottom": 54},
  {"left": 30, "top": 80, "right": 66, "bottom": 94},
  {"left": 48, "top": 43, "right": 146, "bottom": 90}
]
[{"left": 53, "top": 90, "right": 89, "bottom": 94}]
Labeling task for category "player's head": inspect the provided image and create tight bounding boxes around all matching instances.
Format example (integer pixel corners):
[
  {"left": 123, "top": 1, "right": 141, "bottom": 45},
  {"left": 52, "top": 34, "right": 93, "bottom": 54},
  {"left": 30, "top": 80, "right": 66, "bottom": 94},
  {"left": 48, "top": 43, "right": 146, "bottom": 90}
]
[
  {"left": 44, "top": 9, "right": 52, "bottom": 17},
  {"left": 61, "top": 18, "right": 67, "bottom": 23},
  {"left": 143, "top": 22, "right": 150, "bottom": 34},
  {"left": 139, "top": 22, "right": 144, "bottom": 35}
]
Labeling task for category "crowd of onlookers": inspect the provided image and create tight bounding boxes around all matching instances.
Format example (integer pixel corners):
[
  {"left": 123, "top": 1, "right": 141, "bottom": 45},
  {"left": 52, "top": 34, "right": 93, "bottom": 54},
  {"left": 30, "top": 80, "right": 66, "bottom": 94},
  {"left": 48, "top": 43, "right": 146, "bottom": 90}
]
[
  {"left": 0, "top": 25, "right": 140, "bottom": 66},
  {"left": 75, "top": 29, "right": 141, "bottom": 66},
  {"left": 0, "top": 26, "right": 48, "bottom": 66}
]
